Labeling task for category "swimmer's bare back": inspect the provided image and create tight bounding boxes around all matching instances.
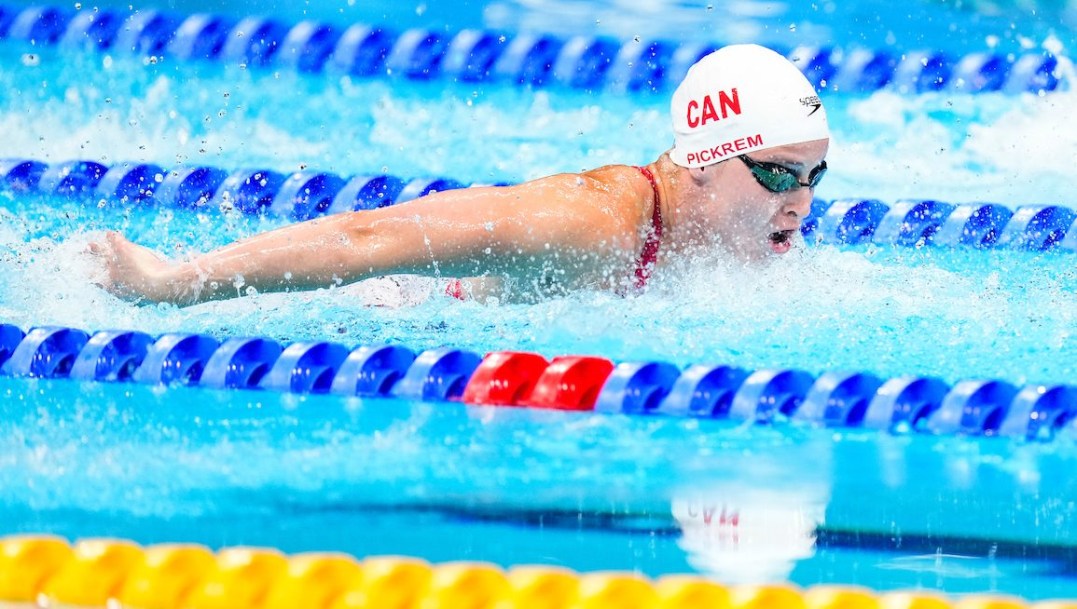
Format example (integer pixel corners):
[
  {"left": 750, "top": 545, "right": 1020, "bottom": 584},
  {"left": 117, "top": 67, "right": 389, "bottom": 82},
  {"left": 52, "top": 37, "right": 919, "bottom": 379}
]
[{"left": 90, "top": 164, "right": 662, "bottom": 306}]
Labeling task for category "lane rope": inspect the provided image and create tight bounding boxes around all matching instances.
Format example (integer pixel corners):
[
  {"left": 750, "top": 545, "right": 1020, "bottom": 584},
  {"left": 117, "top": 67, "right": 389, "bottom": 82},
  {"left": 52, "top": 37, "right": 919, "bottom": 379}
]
[
  {"left": 1, "top": 323, "right": 1074, "bottom": 442},
  {"left": 0, "top": 4, "right": 1068, "bottom": 95},
  {"left": 0, "top": 534, "right": 1064, "bottom": 608},
  {"left": 2, "top": 158, "right": 1075, "bottom": 252}
]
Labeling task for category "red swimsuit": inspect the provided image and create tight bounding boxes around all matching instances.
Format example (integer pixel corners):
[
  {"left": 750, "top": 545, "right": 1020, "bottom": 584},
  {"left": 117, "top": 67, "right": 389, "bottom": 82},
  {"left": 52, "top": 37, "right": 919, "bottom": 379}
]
[
  {"left": 632, "top": 165, "right": 663, "bottom": 290},
  {"left": 446, "top": 166, "right": 663, "bottom": 299}
]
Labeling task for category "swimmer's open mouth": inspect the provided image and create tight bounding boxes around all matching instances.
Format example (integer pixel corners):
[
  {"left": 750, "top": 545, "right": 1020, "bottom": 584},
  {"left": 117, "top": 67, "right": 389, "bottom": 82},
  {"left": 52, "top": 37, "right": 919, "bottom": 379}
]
[
  {"left": 769, "top": 230, "right": 795, "bottom": 245},
  {"left": 768, "top": 229, "right": 796, "bottom": 254}
]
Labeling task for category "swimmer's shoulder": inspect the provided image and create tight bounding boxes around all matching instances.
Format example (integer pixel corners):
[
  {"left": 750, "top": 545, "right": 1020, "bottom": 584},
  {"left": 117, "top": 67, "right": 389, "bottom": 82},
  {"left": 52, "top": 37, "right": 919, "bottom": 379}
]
[{"left": 523, "top": 164, "right": 646, "bottom": 202}]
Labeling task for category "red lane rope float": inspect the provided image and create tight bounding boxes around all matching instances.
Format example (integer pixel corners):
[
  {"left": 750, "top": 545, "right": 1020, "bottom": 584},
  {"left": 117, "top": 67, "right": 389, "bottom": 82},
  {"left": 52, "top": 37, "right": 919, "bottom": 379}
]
[
  {"left": 3, "top": 322, "right": 1077, "bottom": 441},
  {"left": 2, "top": 319, "right": 1077, "bottom": 441}
]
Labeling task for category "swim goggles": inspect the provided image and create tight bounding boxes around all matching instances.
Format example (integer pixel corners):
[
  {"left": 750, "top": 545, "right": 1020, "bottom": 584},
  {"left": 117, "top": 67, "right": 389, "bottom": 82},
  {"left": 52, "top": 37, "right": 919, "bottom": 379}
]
[{"left": 738, "top": 155, "right": 827, "bottom": 193}]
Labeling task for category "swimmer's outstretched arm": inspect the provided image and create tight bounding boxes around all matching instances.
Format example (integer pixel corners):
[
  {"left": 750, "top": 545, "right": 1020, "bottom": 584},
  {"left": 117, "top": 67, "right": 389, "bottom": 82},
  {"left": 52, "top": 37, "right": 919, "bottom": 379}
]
[{"left": 91, "top": 169, "right": 646, "bottom": 306}]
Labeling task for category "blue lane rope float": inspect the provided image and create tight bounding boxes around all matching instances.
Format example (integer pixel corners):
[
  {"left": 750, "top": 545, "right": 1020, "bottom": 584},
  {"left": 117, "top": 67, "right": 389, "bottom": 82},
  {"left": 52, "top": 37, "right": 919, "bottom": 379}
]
[
  {"left": 861, "top": 376, "right": 952, "bottom": 431},
  {"left": 793, "top": 371, "right": 885, "bottom": 427},
  {"left": 3, "top": 323, "right": 1077, "bottom": 442},
  {"left": 0, "top": 4, "right": 1068, "bottom": 94},
  {"left": 200, "top": 337, "right": 283, "bottom": 389},
  {"left": 328, "top": 344, "right": 417, "bottom": 397},
  {"left": 3, "top": 157, "right": 1076, "bottom": 253},
  {"left": 653, "top": 364, "right": 749, "bottom": 418},
  {"left": 69, "top": 330, "right": 154, "bottom": 382}
]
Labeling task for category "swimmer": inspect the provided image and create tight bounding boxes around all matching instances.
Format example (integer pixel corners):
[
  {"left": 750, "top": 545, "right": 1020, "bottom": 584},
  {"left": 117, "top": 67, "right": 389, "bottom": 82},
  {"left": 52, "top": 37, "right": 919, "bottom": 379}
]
[{"left": 90, "top": 44, "right": 829, "bottom": 306}]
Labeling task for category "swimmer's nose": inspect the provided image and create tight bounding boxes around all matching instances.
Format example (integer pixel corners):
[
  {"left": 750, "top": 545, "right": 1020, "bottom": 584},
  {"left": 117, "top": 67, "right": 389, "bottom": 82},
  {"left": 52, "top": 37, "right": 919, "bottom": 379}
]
[{"left": 783, "top": 188, "right": 813, "bottom": 220}]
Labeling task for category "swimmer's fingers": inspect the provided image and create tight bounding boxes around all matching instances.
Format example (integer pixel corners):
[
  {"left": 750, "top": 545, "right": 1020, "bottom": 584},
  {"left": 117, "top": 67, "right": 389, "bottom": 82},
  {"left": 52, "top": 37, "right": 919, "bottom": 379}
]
[
  {"left": 86, "top": 233, "right": 114, "bottom": 287},
  {"left": 86, "top": 231, "right": 123, "bottom": 258},
  {"left": 85, "top": 231, "right": 152, "bottom": 301}
]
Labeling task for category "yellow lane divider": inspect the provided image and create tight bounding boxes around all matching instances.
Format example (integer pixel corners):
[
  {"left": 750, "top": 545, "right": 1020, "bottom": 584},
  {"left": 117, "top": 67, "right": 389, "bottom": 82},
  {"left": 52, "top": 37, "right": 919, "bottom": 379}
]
[{"left": 1, "top": 535, "right": 1073, "bottom": 609}]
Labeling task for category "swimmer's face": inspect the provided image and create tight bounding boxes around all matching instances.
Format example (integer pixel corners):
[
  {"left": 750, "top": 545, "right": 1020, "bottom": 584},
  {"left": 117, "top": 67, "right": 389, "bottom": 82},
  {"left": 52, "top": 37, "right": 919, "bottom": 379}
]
[{"left": 695, "top": 138, "right": 829, "bottom": 261}]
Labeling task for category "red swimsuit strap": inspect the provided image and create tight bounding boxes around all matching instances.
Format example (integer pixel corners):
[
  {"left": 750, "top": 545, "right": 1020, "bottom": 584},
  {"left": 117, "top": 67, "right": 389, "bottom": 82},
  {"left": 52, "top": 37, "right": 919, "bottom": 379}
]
[{"left": 634, "top": 165, "right": 663, "bottom": 289}]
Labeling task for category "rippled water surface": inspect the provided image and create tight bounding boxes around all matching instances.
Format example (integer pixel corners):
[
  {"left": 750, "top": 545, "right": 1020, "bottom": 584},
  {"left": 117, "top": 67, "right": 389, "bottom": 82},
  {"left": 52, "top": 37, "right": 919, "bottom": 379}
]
[
  {"left": 0, "top": 45, "right": 1075, "bottom": 383},
  {"left": 1, "top": 0, "right": 1076, "bottom": 599}
]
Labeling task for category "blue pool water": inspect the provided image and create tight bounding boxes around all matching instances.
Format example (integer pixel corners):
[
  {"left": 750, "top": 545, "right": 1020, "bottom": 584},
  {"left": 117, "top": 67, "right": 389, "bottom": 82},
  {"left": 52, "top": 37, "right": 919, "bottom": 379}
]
[
  {"left": 1, "top": 0, "right": 1077, "bottom": 601},
  {"left": 4, "top": 376, "right": 1077, "bottom": 597}
]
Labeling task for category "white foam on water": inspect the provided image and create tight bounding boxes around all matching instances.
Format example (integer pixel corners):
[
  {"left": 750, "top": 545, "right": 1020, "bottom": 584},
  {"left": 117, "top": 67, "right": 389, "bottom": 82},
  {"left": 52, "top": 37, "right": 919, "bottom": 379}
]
[
  {"left": 827, "top": 84, "right": 1076, "bottom": 206},
  {"left": 0, "top": 37, "right": 1075, "bottom": 385},
  {"left": 1, "top": 45, "right": 1072, "bottom": 209},
  {"left": 4, "top": 201, "right": 1076, "bottom": 385}
]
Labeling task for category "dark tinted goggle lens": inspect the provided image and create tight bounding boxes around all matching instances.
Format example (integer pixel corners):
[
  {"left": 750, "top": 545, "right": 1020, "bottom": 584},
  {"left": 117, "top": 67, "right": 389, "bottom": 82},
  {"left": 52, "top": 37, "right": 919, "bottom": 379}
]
[{"left": 741, "top": 156, "right": 827, "bottom": 193}]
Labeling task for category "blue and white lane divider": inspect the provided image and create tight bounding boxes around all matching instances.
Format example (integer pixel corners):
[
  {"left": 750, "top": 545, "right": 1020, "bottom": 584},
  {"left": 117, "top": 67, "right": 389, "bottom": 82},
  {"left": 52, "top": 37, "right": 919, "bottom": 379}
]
[
  {"left": 0, "top": 158, "right": 471, "bottom": 218},
  {"left": 0, "top": 4, "right": 1067, "bottom": 94},
  {"left": 2, "top": 157, "right": 1076, "bottom": 252},
  {"left": 1, "top": 323, "right": 1075, "bottom": 443}
]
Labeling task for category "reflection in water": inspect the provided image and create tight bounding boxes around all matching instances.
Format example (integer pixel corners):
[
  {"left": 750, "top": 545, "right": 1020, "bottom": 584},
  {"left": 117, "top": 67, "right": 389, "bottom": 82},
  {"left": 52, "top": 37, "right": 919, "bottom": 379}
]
[
  {"left": 878, "top": 553, "right": 1005, "bottom": 580},
  {"left": 670, "top": 432, "right": 832, "bottom": 583},
  {"left": 672, "top": 491, "right": 827, "bottom": 583}
]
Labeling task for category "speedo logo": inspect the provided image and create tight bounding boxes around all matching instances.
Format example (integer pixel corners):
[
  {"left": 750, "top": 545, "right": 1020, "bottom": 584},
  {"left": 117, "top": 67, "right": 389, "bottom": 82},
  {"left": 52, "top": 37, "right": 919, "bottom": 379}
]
[
  {"left": 800, "top": 95, "right": 822, "bottom": 116},
  {"left": 685, "top": 88, "right": 742, "bottom": 129}
]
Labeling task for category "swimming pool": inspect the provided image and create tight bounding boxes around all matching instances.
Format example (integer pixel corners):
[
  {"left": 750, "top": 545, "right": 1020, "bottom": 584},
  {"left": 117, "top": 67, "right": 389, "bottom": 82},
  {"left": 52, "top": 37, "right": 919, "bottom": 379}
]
[{"left": 1, "top": 0, "right": 1076, "bottom": 604}]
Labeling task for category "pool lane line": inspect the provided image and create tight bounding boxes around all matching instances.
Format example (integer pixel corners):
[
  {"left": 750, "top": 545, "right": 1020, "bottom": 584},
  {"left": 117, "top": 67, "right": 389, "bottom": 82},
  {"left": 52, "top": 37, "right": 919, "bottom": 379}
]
[
  {"left": 1, "top": 324, "right": 1076, "bottom": 442},
  {"left": 264, "top": 497, "right": 1077, "bottom": 569},
  {"left": 0, "top": 533, "right": 1067, "bottom": 608},
  {"left": 0, "top": 3, "right": 1069, "bottom": 95},
  {"left": 2, "top": 158, "right": 1076, "bottom": 252}
]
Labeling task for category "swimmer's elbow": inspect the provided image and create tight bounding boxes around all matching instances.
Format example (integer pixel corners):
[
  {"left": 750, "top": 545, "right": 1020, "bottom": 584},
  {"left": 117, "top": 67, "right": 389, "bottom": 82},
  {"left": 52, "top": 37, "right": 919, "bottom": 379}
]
[
  {"left": 337, "top": 211, "right": 419, "bottom": 277},
  {"left": 337, "top": 214, "right": 370, "bottom": 247}
]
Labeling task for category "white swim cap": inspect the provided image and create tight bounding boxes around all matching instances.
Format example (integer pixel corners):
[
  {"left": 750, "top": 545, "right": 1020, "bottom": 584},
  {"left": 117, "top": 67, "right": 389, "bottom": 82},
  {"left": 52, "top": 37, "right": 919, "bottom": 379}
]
[{"left": 669, "top": 44, "right": 830, "bottom": 168}]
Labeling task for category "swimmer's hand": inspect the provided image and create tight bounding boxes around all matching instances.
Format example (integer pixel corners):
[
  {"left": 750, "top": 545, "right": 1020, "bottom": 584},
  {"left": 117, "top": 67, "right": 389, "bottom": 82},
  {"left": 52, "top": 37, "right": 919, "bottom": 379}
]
[{"left": 88, "top": 231, "right": 186, "bottom": 304}]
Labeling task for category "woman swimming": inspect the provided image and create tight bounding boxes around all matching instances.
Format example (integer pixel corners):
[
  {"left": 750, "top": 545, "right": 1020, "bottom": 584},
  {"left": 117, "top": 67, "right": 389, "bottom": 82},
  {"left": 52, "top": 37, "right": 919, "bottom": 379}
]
[{"left": 91, "top": 44, "right": 830, "bottom": 306}]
